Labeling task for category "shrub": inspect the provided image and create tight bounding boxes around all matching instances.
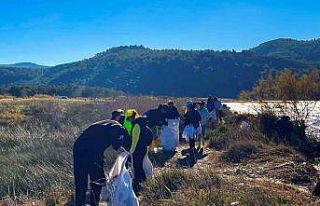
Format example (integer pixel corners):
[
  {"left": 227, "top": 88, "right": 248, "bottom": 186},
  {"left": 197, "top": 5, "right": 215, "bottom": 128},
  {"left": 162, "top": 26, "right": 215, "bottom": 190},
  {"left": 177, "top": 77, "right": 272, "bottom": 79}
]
[
  {"left": 208, "top": 125, "right": 231, "bottom": 150},
  {"left": 222, "top": 142, "right": 257, "bottom": 163},
  {"left": 141, "top": 169, "right": 190, "bottom": 204},
  {"left": 257, "top": 112, "right": 278, "bottom": 138}
]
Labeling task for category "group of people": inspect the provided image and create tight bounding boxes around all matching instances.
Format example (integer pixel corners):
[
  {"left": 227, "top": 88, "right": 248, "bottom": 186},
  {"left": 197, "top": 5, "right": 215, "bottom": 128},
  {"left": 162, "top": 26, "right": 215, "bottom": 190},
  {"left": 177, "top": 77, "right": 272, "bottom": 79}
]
[
  {"left": 183, "top": 96, "right": 223, "bottom": 152},
  {"left": 72, "top": 96, "right": 223, "bottom": 206}
]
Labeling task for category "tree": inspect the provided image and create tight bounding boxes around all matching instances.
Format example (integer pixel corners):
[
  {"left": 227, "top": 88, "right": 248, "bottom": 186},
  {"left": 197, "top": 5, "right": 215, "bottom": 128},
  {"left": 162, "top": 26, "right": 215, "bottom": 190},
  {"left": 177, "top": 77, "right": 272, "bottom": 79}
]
[{"left": 246, "top": 69, "right": 320, "bottom": 125}]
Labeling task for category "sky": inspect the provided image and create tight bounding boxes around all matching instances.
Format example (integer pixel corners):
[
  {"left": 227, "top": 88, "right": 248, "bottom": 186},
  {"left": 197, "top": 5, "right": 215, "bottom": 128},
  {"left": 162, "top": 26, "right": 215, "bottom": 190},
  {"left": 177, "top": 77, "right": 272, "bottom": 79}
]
[{"left": 1, "top": 0, "right": 320, "bottom": 66}]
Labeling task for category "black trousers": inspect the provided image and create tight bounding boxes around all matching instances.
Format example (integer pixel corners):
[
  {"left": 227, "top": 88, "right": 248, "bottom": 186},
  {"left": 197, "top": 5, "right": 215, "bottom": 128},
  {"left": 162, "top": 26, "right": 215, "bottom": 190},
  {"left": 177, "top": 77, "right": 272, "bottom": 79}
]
[
  {"left": 132, "top": 149, "right": 147, "bottom": 193},
  {"left": 189, "top": 138, "right": 195, "bottom": 149},
  {"left": 73, "top": 153, "right": 105, "bottom": 206}
]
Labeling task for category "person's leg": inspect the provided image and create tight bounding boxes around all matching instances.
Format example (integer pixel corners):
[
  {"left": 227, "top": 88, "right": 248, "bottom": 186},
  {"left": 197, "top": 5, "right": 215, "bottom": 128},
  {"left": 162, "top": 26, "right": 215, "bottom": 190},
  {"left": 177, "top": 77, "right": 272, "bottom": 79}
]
[
  {"left": 132, "top": 151, "right": 146, "bottom": 194},
  {"left": 150, "top": 126, "right": 158, "bottom": 152},
  {"left": 200, "top": 125, "right": 206, "bottom": 148},
  {"left": 219, "top": 110, "right": 223, "bottom": 123},
  {"left": 89, "top": 161, "right": 105, "bottom": 206},
  {"left": 74, "top": 155, "right": 89, "bottom": 206},
  {"left": 189, "top": 138, "right": 195, "bottom": 150}
]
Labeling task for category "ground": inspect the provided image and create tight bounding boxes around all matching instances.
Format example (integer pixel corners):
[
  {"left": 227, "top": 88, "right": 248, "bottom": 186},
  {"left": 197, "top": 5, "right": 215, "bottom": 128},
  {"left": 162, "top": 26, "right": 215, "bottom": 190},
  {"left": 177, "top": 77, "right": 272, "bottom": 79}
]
[
  {"left": 140, "top": 141, "right": 319, "bottom": 206},
  {"left": 0, "top": 97, "right": 319, "bottom": 206}
]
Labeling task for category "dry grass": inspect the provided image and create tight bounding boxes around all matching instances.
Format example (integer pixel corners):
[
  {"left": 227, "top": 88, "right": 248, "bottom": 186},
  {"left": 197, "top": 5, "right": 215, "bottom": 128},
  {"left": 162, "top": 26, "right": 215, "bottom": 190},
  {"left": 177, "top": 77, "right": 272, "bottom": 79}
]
[
  {"left": 0, "top": 97, "right": 319, "bottom": 205},
  {"left": 0, "top": 96, "right": 188, "bottom": 204},
  {"left": 140, "top": 167, "right": 319, "bottom": 206}
]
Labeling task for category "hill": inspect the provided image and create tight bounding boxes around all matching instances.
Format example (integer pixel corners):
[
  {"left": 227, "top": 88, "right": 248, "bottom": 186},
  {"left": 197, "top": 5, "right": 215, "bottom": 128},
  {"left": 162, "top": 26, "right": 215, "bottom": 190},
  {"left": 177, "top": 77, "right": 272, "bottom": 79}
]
[
  {"left": 0, "top": 62, "right": 49, "bottom": 69},
  {"left": 250, "top": 38, "right": 320, "bottom": 64},
  {"left": 0, "top": 67, "right": 42, "bottom": 85},
  {"left": 0, "top": 41, "right": 319, "bottom": 98}
]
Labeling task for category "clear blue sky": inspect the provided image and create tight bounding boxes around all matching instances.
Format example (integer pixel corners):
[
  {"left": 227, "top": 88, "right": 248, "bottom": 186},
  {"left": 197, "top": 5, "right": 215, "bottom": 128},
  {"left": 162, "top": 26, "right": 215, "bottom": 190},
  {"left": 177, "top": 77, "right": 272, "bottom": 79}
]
[{"left": 1, "top": 0, "right": 320, "bottom": 66}]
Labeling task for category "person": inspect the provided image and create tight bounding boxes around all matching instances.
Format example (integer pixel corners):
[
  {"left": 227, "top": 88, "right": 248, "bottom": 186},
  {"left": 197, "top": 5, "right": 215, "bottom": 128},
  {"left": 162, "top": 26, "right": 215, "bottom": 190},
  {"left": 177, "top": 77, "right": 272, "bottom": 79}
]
[
  {"left": 166, "top": 100, "right": 180, "bottom": 120},
  {"left": 213, "top": 96, "right": 223, "bottom": 123},
  {"left": 123, "top": 109, "right": 153, "bottom": 193},
  {"left": 73, "top": 110, "right": 126, "bottom": 206},
  {"left": 183, "top": 101, "right": 201, "bottom": 152},
  {"left": 144, "top": 104, "right": 167, "bottom": 127},
  {"left": 143, "top": 105, "right": 168, "bottom": 150},
  {"left": 196, "top": 101, "right": 210, "bottom": 148},
  {"left": 206, "top": 95, "right": 215, "bottom": 112}
]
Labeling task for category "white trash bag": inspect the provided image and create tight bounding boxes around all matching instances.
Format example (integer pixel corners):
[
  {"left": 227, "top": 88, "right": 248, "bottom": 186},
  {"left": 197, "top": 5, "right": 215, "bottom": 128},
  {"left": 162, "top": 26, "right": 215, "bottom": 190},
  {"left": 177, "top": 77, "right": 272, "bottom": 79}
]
[
  {"left": 161, "top": 119, "right": 180, "bottom": 151},
  {"left": 100, "top": 151, "right": 139, "bottom": 206},
  {"left": 168, "top": 119, "right": 180, "bottom": 147},
  {"left": 182, "top": 124, "right": 196, "bottom": 142},
  {"left": 143, "top": 150, "right": 154, "bottom": 179}
]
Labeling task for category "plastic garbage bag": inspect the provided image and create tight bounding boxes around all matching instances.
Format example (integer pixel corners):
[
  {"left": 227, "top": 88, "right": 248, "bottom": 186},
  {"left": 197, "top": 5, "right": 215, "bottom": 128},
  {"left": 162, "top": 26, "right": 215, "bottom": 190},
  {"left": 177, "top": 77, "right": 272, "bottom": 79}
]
[
  {"left": 240, "top": 121, "right": 251, "bottom": 131},
  {"left": 160, "top": 119, "right": 179, "bottom": 151},
  {"left": 182, "top": 124, "right": 196, "bottom": 142},
  {"left": 161, "top": 126, "right": 175, "bottom": 151},
  {"left": 143, "top": 150, "right": 153, "bottom": 179},
  {"left": 100, "top": 151, "right": 139, "bottom": 206},
  {"left": 168, "top": 119, "right": 180, "bottom": 147}
]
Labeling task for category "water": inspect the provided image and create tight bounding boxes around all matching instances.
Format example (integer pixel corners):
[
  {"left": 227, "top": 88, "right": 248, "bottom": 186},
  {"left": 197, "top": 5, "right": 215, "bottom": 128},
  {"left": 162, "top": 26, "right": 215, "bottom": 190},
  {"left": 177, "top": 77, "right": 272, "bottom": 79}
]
[{"left": 225, "top": 101, "right": 320, "bottom": 139}]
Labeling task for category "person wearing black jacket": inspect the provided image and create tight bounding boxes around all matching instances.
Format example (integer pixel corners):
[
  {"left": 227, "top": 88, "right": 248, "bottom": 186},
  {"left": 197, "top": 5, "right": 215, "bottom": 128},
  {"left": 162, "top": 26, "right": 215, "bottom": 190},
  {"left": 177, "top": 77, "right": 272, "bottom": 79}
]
[
  {"left": 143, "top": 104, "right": 167, "bottom": 127},
  {"left": 143, "top": 105, "right": 167, "bottom": 150},
  {"left": 184, "top": 101, "right": 201, "bottom": 151},
  {"left": 73, "top": 110, "right": 126, "bottom": 206},
  {"left": 166, "top": 101, "right": 180, "bottom": 119}
]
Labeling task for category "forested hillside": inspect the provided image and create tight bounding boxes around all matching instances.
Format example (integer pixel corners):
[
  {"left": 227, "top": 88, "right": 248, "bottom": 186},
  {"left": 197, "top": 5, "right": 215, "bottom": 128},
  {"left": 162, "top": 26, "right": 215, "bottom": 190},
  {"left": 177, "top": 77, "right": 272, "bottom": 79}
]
[
  {"left": 250, "top": 38, "right": 320, "bottom": 64},
  {"left": 1, "top": 39, "right": 319, "bottom": 97}
]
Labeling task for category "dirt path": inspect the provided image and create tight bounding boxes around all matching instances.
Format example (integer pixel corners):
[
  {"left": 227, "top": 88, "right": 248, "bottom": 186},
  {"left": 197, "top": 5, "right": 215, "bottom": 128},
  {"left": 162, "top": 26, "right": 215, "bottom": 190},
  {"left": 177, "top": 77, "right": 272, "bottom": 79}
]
[
  {"left": 151, "top": 143, "right": 318, "bottom": 199},
  {"left": 90, "top": 143, "right": 320, "bottom": 205}
]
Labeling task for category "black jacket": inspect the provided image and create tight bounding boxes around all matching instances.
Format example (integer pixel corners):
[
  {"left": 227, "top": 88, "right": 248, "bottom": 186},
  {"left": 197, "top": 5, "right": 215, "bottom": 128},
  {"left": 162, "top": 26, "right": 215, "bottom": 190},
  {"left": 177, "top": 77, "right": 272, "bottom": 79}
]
[
  {"left": 184, "top": 109, "right": 201, "bottom": 129},
  {"left": 144, "top": 109, "right": 167, "bottom": 127},
  {"left": 166, "top": 106, "right": 180, "bottom": 119},
  {"left": 73, "top": 120, "right": 126, "bottom": 160}
]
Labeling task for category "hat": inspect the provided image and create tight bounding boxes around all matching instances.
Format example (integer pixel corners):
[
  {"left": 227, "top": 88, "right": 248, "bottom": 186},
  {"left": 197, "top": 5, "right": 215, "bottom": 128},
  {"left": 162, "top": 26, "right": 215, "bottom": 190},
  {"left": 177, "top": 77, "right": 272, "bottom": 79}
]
[
  {"left": 185, "top": 101, "right": 193, "bottom": 108},
  {"left": 125, "top": 109, "right": 139, "bottom": 119},
  {"left": 168, "top": 100, "right": 174, "bottom": 105}
]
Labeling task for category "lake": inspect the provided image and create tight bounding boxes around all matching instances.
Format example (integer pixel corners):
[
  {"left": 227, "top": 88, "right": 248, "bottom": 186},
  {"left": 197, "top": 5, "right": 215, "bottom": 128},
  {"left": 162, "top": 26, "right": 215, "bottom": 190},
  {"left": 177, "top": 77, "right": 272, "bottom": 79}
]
[{"left": 224, "top": 101, "right": 320, "bottom": 139}]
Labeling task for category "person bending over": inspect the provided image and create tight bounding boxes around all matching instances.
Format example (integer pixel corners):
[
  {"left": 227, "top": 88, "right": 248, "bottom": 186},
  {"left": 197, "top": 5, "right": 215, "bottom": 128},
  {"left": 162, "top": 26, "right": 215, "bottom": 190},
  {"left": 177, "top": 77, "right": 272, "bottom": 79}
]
[{"left": 73, "top": 110, "right": 126, "bottom": 206}]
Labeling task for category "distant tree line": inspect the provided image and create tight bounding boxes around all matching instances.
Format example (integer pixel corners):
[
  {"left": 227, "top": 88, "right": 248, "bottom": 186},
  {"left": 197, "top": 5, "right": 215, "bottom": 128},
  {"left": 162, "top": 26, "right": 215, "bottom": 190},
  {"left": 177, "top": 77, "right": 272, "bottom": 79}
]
[
  {"left": 0, "top": 85, "right": 124, "bottom": 98},
  {"left": 1, "top": 44, "right": 314, "bottom": 98}
]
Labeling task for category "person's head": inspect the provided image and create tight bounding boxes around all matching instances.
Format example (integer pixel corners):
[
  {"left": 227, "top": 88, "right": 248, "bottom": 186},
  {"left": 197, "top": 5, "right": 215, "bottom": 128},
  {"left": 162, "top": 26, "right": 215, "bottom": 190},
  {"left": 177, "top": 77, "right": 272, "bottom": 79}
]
[
  {"left": 168, "top": 100, "right": 174, "bottom": 107},
  {"left": 208, "top": 95, "right": 213, "bottom": 99},
  {"left": 213, "top": 96, "right": 218, "bottom": 100},
  {"left": 125, "top": 109, "right": 139, "bottom": 123},
  {"left": 185, "top": 101, "right": 194, "bottom": 111},
  {"left": 111, "top": 109, "right": 125, "bottom": 124},
  {"left": 199, "top": 101, "right": 205, "bottom": 108}
]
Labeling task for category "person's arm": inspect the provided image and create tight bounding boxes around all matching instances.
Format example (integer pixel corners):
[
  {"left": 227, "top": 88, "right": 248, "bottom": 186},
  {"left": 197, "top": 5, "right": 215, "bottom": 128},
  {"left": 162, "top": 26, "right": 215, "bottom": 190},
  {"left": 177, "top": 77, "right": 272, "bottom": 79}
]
[
  {"left": 129, "top": 124, "right": 141, "bottom": 153},
  {"left": 111, "top": 127, "right": 125, "bottom": 151},
  {"left": 197, "top": 112, "right": 202, "bottom": 127},
  {"left": 174, "top": 108, "right": 180, "bottom": 119}
]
